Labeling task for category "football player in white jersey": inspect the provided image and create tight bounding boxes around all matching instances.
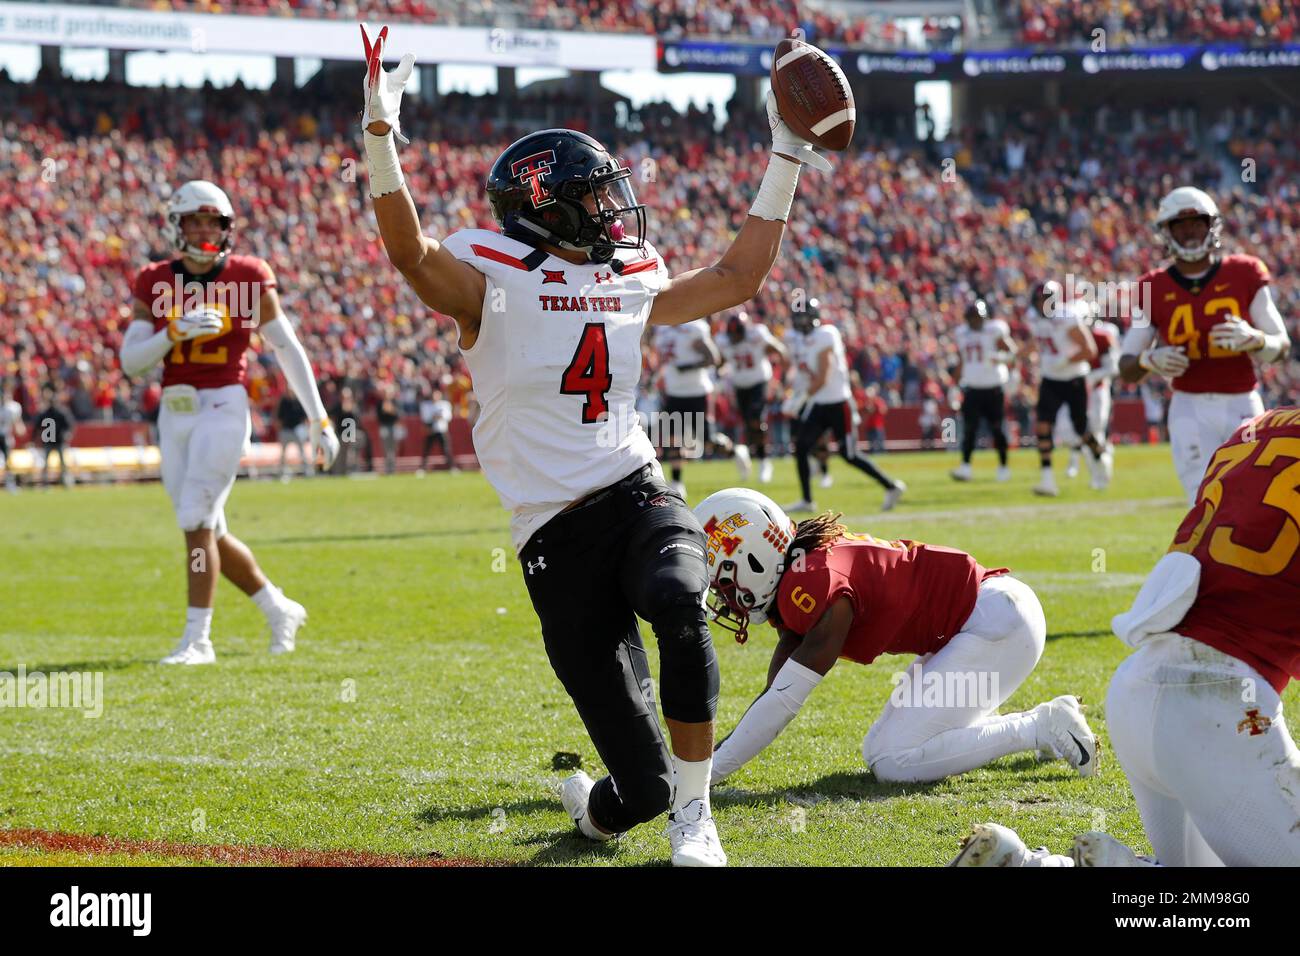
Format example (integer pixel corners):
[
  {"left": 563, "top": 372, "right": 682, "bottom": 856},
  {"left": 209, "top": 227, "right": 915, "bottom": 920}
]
[
  {"left": 783, "top": 300, "right": 904, "bottom": 513},
  {"left": 1026, "top": 281, "right": 1112, "bottom": 496},
  {"left": 1057, "top": 311, "right": 1120, "bottom": 479},
  {"left": 719, "top": 310, "right": 787, "bottom": 484},
  {"left": 361, "top": 25, "right": 834, "bottom": 867},
  {"left": 950, "top": 299, "right": 1014, "bottom": 482},
  {"left": 652, "top": 316, "right": 745, "bottom": 498},
  {"left": 0, "top": 378, "right": 23, "bottom": 492}
]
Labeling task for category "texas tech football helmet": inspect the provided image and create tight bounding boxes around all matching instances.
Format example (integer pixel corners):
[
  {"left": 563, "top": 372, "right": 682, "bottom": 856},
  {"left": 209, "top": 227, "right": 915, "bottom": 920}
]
[
  {"left": 725, "top": 310, "right": 750, "bottom": 343},
  {"left": 791, "top": 296, "right": 822, "bottom": 334},
  {"left": 486, "top": 129, "right": 646, "bottom": 264},
  {"left": 1154, "top": 186, "right": 1222, "bottom": 261},
  {"left": 164, "top": 180, "right": 234, "bottom": 264}
]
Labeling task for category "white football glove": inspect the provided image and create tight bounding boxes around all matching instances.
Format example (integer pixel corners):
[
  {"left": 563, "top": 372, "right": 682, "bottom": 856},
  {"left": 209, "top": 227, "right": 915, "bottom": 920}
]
[
  {"left": 766, "top": 91, "right": 832, "bottom": 174},
  {"left": 169, "top": 306, "right": 224, "bottom": 342},
  {"left": 781, "top": 389, "right": 811, "bottom": 419},
  {"left": 1208, "top": 315, "right": 1264, "bottom": 353},
  {"left": 361, "top": 24, "right": 416, "bottom": 145},
  {"left": 1139, "top": 345, "right": 1190, "bottom": 378},
  {"left": 311, "top": 418, "right": 341, "bottom": 470}
]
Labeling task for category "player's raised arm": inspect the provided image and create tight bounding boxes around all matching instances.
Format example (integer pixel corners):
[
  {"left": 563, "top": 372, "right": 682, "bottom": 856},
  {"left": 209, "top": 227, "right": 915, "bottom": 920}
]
[
  {"left": 649, "top": 94, "right": 832, "bottom": 328},
  {"left": 711, "top": 597, "right": 852, "bottom": 782},
  {"left": 360, "top": 26, "right": 486, "bottom": 337}
]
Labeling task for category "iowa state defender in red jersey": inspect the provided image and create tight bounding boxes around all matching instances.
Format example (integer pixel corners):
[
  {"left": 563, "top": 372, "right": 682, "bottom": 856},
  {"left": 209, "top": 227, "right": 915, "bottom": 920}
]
[
  {"left": 119, "top": 180, "right": 339, "bottom": 665},
  {"left": 1119, "top": 187, "right": 1290, "bottom": 503},
  {"left": 1105, "top": 406, "right": 1300, "bottom": 865},
  {"left": 692, "top": 489, "right": 1098, "bottom": 785}
]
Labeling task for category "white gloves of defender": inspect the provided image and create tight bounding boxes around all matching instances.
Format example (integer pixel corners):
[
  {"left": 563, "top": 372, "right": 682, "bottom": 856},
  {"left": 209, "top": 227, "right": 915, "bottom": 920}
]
[
  {"left": 170, "top": 306, "right": 224, "bottom": 342},
  {"left": 1209, "top": 315, "right": 1265, "bottom": 353},
  {"left": 362, "top": 24, "right": 415, "bottom": 145},
  {"left": 1139, "top": 345, "right": 1190, "bottom": 378},
  {"left": 310, "top": 418, "right": 341, "bottom": 471},
  {"left": 766, "top": 92, "right": 832, "bottom": 173}
]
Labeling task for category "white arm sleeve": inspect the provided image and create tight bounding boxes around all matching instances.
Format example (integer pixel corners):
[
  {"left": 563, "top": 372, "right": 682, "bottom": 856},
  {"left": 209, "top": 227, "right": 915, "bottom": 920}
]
[
  {"left": 261, "top": 317, "right": 328, "bottom": 422},
  {"left": 712, "top": 658, "right": 822, "bottom": 780},
  {"left": 119, "top": 319, "right": 173, "bottom": 378},
  {"left": 1120, "top": 322, "right": 1156, "bottom": 357},
  {"left": 1249, "top": 286, "right": 1290, "bottom": 363}
]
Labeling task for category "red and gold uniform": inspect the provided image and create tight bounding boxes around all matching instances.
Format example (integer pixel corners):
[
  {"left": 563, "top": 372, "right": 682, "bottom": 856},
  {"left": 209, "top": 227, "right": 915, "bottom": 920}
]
[
  {"left": 1137, "top": 253, "right": 1270, "bottom": 395},
  {"left": 131, "top": 255, "right": 274, "bottom": 391},
  {"left": 773, "top": 533, "right": 1008, "bottom": 664},
  {"left": 1170, "top": 406, "right": 1300, "bottom": 692}
]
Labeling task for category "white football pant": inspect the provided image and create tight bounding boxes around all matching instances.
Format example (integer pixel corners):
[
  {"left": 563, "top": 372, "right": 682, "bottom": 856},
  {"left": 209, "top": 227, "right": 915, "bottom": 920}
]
[
  {"left": 1053, "top": 382, "right": 1112, "bottom": 446},
  {"left": 1106, "top": 633, "right": 1300, "bottom": 866},
  {"left": 159, "top": 384, "right": 250, "bottom": 535},
  {"left": 863, "top": 575, "right": 1047, "bottom": 783},
  {"left": 1166, "top": 390, "right": 1263, "bottom": 505}
]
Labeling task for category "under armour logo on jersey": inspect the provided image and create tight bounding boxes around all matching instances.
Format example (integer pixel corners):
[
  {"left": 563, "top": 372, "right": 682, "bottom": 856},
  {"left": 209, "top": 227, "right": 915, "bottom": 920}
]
[
  {"left": 526, "top": 556, "right": 547, "bottom": 575},
  {"left": 510, "top": 149, "right": 558, "bottom": 209},
  {"left": 1237, "top": 709, "right": 1272, "bottom": 736},
  {"left": 541, "top": 269, "right": 566, "bottom": 285},
  {"left": 593, "top": 272, "right": 613, "bottom": 283}
]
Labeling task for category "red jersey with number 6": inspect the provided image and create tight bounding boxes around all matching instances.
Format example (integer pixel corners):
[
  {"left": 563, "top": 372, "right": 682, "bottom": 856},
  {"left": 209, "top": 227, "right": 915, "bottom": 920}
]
[
  {"left": 1137, "top": 254, "right": 1270, "bottom": 394},
  {"left": 131, "top": 256, "right": 274, "bottom": 390},
  {"left": 1170, "top": 406, "right": 1300, "bottom": 692},
  {"left": 773, "top": 534, "right": 1009, "bottom": 664}
]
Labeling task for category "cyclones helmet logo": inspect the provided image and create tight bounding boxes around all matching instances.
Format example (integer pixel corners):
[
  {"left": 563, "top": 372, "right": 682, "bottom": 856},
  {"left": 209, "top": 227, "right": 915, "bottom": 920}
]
[
  {"left": 510, "top": 149, "right": 558, "bottom": 209},
  {"left": 702, "top": 513, "right": 749, "bottom": 567}
]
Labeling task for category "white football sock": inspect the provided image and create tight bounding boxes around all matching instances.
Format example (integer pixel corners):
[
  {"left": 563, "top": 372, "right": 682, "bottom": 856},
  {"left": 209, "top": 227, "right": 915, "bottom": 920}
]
[
  {"left": 671, "top": 756, "right": 712, "bottom": 816},
  {"left": 251, "top": 583, "right": 284, "bottom": 617},
  {"left": 185, "top": 606, "right": 213, "bottom": 645}
]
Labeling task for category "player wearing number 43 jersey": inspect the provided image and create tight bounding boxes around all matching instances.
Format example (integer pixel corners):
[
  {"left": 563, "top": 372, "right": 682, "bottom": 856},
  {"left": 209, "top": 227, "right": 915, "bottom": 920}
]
[
  {"left": 954, "top": 407, "right": 1300, "bottom": 868},
  {"left": 361, "top": 24, "right": 838, "bottom": 866},
  {"left": 118, "top": 180, "right": 339, "bottom": 665},
  {"left": 1120, "top": 186, "right": 1290, "bottom": 504},
  {"left": 692, "top": 489, "right": 1098, "bottom": 787}
]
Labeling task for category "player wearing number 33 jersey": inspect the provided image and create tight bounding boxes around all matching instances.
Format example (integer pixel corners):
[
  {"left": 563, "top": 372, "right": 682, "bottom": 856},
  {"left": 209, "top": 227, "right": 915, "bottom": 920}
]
[
  {"left": 1107, "top": 407, "right": 1300, "bottom": 865},
  {"left": 693, "top": 489, "right": 1099, "bottom": 787},
  {"left": 361, "top": 24, "right": 837, "bottom": 866}
]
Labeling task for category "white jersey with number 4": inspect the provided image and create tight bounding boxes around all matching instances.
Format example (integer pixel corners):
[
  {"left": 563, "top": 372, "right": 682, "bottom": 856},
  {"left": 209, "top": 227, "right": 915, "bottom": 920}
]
[
  {"left": 445, "top": 229, "right": 668, "bottom": 553},
  {"left": 1028, "top": 299, "right": 1092, "bottom": 382},
  {"left": 955, "top": 319, "right": 1010, "bottom": 388},
  {"left": 656, "top": 319, "right": 714, "bottom": 398},
  {"left": 720, "top": 323, "right": 779, "bottom": 389}
]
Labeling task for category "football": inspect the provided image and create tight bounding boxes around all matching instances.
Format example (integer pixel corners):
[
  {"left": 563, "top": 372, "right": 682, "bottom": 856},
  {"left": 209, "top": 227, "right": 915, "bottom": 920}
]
[{"left": 769, "top": 38, "right": 856, "bottom": 152}]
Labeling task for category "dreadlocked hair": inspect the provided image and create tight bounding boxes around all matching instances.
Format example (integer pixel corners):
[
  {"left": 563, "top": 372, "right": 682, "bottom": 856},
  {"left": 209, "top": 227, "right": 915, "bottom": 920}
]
[{"left": 790, "top": 511, "right": 850, "bottom": 559}]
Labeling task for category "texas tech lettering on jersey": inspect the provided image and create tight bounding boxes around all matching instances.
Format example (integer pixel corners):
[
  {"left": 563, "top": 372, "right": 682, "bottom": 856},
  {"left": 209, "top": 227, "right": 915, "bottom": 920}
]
[{"left": 443, "top": 228, "right": 669, "bottom": 554}]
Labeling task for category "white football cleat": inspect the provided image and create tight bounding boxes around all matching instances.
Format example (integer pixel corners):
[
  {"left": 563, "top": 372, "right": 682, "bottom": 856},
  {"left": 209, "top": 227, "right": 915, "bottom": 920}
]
[
  {"left": 666, "top": 800, "right": 727, "bottom": 867},
  {"left": 758, "top": 458, "right": 774, "bottom": 484},
  {"left": 1032, "top": 468, "right": 1059, "bottom": 497},
  {"left": 1033, "top": 695, "right": 1098, "bottom": 777},
  {"left": 881, "top": 480, "right": 906, "bottom": 511},
  {"left": 160, "top": 639, "right": 216, "bottom": 665},
  {"left": 1065, "top": 452, "right": 1080, "bottom": 479},
  {"left": 560, "top": 771, "right": 614, "bottom": 841},
  {"left": 950, "top": 823, "right": 1072, "bottom": 867},
  {"left": 819, "top": 470, "right": 834, "bottom": 489},
  {"left": 734, "top": 443, "right": 752, "bottom": 479},
  {"left": 268, "top": 597, "right": 307, "bottom": 655},
  {"left": 995, "top": 465, "right": 1011, "bottom": 483},
  {"left": 1089, "top": 445, "right": 1114, "bottom": 491},
  {"left": 1073, "top": 831, "right": 1156, "bottom": 867},
  {"left": 784, "top": 499, "right": 816, "bottom": 513},
  {"left": 950, "top": 462, "right": 973, "bottom": 482}
]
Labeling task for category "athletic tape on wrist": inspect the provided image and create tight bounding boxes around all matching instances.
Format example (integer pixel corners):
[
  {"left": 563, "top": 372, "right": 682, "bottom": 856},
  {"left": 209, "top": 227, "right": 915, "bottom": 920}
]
[
  {"left": 748, "top": 154, "right": 801, "bottom": 222},
  {"left": 364, "top": 130, "right": 406, "bottom": 199}
]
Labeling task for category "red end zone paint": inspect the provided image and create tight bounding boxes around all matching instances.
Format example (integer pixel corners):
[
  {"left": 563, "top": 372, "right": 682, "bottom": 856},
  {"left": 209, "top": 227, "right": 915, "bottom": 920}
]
[{"left": 0, "top": 829, "right": 498, "bottom": 867}]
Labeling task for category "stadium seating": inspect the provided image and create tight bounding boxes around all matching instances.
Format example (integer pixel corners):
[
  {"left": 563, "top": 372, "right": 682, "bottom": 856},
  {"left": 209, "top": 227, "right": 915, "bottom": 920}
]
[{"left": 1, "top": 72, "right": 1296, "bottom": 451}]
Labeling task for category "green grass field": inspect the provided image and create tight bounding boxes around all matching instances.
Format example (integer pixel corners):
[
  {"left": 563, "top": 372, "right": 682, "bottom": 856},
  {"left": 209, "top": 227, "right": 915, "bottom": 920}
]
[{"left": 3, "top": 445, "right": 1293, "bottom": 866}]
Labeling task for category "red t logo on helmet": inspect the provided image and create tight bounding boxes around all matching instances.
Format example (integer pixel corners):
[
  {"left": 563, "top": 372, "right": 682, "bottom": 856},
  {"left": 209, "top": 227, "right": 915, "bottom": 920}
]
[{"left": 510, "top": 150, "right": 558, "bottom": 209}]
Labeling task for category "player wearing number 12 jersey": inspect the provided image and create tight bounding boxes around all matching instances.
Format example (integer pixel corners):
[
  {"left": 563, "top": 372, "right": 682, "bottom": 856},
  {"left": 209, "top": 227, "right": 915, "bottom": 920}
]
[
  {"left": 361, "top": 25, "right": 836, "bottom": 866},
  {"left": 1119, "top": 187, "right": 1290, "bottom": 503}
]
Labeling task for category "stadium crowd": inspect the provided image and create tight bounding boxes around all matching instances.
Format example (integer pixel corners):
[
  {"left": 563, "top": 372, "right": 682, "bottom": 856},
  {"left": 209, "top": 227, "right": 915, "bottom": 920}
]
[
  {"left": 2, "top": 70, "right": 1297, "bottom": 460},
  {"left": 1017, "top": 0, "right": 1298, "bottom": 47}
]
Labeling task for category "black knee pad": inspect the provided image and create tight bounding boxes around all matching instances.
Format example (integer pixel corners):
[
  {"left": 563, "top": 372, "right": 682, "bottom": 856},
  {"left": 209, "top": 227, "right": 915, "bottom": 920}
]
[{"left": 634, "top": 540, "right": 719, "bottom": 723}]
